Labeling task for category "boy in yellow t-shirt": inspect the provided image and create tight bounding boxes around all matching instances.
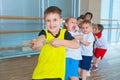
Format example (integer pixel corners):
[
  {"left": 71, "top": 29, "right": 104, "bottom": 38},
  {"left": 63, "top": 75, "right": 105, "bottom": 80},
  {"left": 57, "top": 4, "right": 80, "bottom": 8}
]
[{"left": 30, "top": 6, "right": 79, "bottom": 80}]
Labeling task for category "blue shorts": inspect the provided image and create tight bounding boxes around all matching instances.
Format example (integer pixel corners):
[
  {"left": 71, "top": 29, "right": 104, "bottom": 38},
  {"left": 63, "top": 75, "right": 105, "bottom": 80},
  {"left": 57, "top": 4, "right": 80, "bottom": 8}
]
[
  {"left": 79, "top": 56, "right": 92, "bottom": 70},
  {"left": 65, "top": 58, "right": 79, "bottom": 80}
]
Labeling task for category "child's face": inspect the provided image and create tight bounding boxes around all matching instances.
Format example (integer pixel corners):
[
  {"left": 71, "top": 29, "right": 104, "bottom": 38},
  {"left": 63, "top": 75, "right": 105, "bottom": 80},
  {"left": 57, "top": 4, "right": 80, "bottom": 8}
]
[
  {"left": 65, "top": 18, "right": 77, "bottom": 32},
  {"left": 92, "top": 27, "right": 96, "bottom": 34},
  {"left": 77, "top": 18, "right": 84, "bottom": 25},
  {"left": 91, "top": 25, "right": 97, "bottom": 34},
  {"left": 81, "top": 23, "right": 92, "bottom": 34},
  {"left": 45, "top": 13, "right": 62, "bottom": 35},
  {"left": 85, "top": 14, "right": 91, "bottom": 21}
]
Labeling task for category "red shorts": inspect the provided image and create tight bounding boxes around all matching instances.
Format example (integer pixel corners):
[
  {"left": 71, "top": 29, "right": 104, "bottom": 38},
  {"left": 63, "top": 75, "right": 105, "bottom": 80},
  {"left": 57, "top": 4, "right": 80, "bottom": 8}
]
[{"left": 94, "top": 48, "right": 107, "bottom": 60}]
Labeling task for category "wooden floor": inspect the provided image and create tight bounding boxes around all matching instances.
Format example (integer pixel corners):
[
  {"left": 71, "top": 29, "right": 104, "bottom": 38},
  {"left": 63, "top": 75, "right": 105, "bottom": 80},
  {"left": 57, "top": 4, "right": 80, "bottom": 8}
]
[{"left": 0, "top": 44, "right": 120, "bottom": 80}]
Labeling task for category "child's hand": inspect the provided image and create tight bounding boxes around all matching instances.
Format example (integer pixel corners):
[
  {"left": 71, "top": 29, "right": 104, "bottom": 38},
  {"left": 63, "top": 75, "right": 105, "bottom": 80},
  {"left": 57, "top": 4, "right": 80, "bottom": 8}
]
[
  {"left": 51, "top": 38, "right": 62, "bottom": 48},
  {"left": 30, "top": 39, "right": 38, "bottom": 50},
  {"left": 74, "top": 35, "right": 83, "bottom": 40},
  {"left": 30, "top": 35, "right": 45, "bottom": 50},
  {"left": 31, "top": 39, "right": 44, "bottom": 50}
]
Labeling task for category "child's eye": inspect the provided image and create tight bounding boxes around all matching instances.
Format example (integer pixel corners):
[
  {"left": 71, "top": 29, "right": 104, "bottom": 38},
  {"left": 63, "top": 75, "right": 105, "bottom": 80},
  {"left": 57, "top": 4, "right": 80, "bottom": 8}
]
[
  {"left": 46, "top": 20, "right": 50, "bottom": 22},
  {"left": 70, "top": 22, "right": 73, "bottom": 24},
  {"left": 54, "top": 19, "right": 57, "bottom": 21}
]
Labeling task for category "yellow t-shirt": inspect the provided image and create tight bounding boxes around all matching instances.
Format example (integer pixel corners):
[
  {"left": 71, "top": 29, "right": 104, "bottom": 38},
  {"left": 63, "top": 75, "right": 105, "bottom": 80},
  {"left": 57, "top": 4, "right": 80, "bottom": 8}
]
[{"left": 32, "top": 29, "right": 66, "bottom": 80}]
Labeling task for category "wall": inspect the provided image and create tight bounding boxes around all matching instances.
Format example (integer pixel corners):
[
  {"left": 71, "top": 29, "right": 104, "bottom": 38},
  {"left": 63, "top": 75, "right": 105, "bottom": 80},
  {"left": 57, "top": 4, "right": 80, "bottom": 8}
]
[{"left": 80, "top": 0, "right": 101, "bottom": 23}]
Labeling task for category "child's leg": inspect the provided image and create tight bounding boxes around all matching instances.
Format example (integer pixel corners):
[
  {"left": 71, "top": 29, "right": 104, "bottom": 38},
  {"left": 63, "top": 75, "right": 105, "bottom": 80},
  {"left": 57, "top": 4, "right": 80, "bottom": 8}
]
[
  {"left": 92, "top": 56, "right": 96, "bottom": 64},
  {"left": 78, "top": 67, "right": 82, "bottom": 80},
  {"left": 81, "top": 69, "right": 87, "bottom": 80},
  {"left": 70, "top": 76, "right": 79, "bottom": 80},
  {"left": 78, "top": 67, "right": 82, "bottom": 76},
  {"left": 94, "top": 57, "right": 101, "bottom": 66}
]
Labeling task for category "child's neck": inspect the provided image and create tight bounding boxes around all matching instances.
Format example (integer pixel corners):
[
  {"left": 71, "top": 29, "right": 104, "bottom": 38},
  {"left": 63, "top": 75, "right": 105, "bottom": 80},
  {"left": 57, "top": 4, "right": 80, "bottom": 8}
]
[
  {"left": 52, "top": 30, "right": 59, "bottom": 36},
  {"left": 83, "top": 31, "right": 91, "bottom": 34},
  {"left": 48, "top": 29, "right": 60, "bottom": 37}
]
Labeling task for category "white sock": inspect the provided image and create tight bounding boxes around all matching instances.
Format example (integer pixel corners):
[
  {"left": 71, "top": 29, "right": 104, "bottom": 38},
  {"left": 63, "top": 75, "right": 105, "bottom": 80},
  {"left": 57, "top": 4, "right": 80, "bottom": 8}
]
[{"left": 95, "top": 64, "right": 98, "bottom": 67}]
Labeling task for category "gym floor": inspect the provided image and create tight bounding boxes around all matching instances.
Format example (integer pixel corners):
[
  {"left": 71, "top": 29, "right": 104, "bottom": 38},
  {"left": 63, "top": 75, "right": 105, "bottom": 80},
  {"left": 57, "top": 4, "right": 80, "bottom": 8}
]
[{"left": 0, "top": 44, "right": 120, "bottom": 80}]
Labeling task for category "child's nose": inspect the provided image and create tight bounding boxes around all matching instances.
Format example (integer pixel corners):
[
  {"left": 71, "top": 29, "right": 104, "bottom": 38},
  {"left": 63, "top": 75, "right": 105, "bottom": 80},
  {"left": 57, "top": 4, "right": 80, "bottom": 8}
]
[{"left": 50, "top": 21, "right": 54, "bottom": 26}]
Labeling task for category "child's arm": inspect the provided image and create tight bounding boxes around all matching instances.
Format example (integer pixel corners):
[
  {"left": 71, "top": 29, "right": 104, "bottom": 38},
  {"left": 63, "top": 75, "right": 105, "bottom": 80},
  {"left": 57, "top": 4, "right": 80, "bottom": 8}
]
[
  {"left": 30, "top": 35, "right": 45, "bottom": 50},
  {"left": 74, "top": 35, "right": 83, "bottom": 40},
  {"left": 74, "top": 34, "right": 91, "bottom": 46},
  {"left": 51, "top": 38, "right": 79, "bottom": 49},
  {"left": 80, "top": 38, "right": 90, "bottom": 46}
]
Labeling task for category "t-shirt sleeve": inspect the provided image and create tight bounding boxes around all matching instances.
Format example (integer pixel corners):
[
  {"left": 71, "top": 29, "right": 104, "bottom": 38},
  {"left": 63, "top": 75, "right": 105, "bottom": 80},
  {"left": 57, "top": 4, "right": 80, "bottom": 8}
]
[
  {"left": 64, "top": 31, "right": 74, "bottom": 40},
  {"left": 38, "top": 30, "right": 46, "bottom": 37},
  {"left": 87, "top": 33, "right": 95, "bottom": 42}
]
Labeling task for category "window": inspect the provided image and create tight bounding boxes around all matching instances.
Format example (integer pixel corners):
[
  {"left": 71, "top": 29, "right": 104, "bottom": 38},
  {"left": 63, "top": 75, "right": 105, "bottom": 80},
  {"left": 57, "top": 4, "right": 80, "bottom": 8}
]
[
  {"left": 101, "top": 0, "right": 120, "bottom": 43},
  {"left": 0, "top": 0, "right": 79, "bottom": 59}
]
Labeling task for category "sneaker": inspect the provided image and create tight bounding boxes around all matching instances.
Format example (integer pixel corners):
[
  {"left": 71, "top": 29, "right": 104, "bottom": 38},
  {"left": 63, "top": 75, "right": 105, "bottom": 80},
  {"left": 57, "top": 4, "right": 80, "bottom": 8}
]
[
  {"left": 86, "top": 71, "right": 91, "bottom": 76},
  {"left": 91, "top": 61, "right": 94, "bottom": 66},
  {"left": 91, "top": 65, "right": 98, "bottom": 71},
  {"left": 79, "top": 78, "right": 82, "bottom": 80},
  {"left": 78, "top": 76, "right": 82, "bottom": 80}
]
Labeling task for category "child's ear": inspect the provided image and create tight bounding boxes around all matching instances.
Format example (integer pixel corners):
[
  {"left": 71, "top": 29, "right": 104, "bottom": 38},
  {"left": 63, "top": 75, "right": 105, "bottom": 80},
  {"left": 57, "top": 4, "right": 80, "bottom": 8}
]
[{"left": 65, "top": 23, "right": 68, "bottom": 27}]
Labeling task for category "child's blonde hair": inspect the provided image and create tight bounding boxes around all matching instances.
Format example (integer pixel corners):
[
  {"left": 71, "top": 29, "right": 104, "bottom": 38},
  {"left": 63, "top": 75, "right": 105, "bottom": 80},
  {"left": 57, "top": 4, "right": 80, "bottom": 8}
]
[
  {"left": 91, "top": 23, "right": 98, "bottom": 32},
  {"left": 63, "top": 17, "right": 75, "bottom": 29}
]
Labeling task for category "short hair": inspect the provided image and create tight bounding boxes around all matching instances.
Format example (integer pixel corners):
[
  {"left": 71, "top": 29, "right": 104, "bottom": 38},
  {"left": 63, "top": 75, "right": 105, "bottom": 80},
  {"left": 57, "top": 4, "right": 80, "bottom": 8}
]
[
  {"left": 77, "top": 14, "right": 85, "bottom": 20},
  {"left": 44, "top": 6, "right": 62, "bottom": 19},
  {"left": 97, "top": 24, "right": 104, "bottom": 32},
  {"left": 81, "top": 20, "right": 92, "bottom": 26},
  {"left": 85, "top": 12, "right": 93, "bottom": 20}
]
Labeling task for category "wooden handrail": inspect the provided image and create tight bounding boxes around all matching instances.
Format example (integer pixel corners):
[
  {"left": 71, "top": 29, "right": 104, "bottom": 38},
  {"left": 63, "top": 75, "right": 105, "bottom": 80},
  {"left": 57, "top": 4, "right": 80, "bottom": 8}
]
[
  {"left": 104, "top": 28, "right": 120, "bottom": 29},
  {"left": 0, "top": 16, "right": 43, "bottom": 20},
  {"left": 0, "top": 30, "right": 40, "bottom": 34},
  {"left": 0, "top": 28, "right": 120, "bottom": 34},
  {"left": 0, "top": 45, "right": 30, "bottom": 50},
  {"left": 101, "top": 19, "right": 118, "bottom": 21}
]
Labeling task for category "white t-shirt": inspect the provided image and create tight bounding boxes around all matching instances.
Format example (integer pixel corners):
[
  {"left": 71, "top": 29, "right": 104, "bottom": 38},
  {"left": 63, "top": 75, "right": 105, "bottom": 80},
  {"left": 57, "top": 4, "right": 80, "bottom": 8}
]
[
  {"left": 66, "top": 31, "right": 82, "bottom": 60},
  {"left": 96, "top": 35, "right": 107, "bottom": 49},
  {"left": 80, "top": 32, "right": 95, "bottom": 56}
]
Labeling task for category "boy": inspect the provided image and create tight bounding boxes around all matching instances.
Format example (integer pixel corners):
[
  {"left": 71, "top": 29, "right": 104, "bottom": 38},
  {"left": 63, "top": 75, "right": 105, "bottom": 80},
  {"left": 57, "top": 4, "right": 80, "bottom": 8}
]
[
  {"left": 75, "top": 20, "right": 95, "bottom": 80},
  {"left": 30, "top": 6, "right": 79, "bottom": 80},
  {"left": 91, "top": 24, "right": 107, "bottom": 71}
]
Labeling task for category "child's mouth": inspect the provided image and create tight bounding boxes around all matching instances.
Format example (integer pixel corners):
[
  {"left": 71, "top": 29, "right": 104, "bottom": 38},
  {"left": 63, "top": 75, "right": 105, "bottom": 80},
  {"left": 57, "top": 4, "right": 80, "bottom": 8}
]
[
  {"left": 72, "top": 26, "right": 76, "bottom": 31},
  {"left": 50, "top": 26, "right": 56, "bottom": 29}
]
